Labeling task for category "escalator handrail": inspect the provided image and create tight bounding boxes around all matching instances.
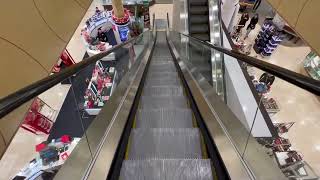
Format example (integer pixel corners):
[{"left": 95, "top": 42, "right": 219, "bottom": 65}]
[
  {"left": 0, "top": 31, "right": 147, "bottom": 119},
  {"left": 174, "top": 31, "right": 320, "bottom": 96}
]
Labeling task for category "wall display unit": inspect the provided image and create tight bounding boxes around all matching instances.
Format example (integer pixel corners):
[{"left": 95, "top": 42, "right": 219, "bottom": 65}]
[
  {"left": 253, "top": 20, "right": 283, "bottom": 57},
  {"left": 304, "top": 51, "right": 320, "bottom": 80}
]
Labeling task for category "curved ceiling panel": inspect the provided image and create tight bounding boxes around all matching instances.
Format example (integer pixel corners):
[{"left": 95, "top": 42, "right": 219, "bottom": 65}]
[
  {"left": 267, "top": 0, "right": 281, "bottom": 9},
  {"left": 0, "top": 0, "right": 66, "bottom": 72},
  {"left": 295, "top": 0, "right": 320, "bottom": 56},
  {"left": 74, "top": 0, "right": 93, "bottom": 9},
  {"left": 277, "top": 0, "right": 308, "bottom": 25},
  {"left": 33, "top": 0, "right": 90, "bottom": 41},
  {"left": 267, "top": 0, "right": 320, "bottom": 55},
  {"left": 0, "top": 38, "right": 48, "bottom": 98}
]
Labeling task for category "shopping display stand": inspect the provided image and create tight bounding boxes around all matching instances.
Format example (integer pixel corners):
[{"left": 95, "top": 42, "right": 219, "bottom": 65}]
[
  {"left": 14, "top": 136, "right": 80, "bottom": 179},
  {"left": 253, "top": 20, "right": 283, "bottom": 57},
  {"left": 81, "top": 10, "right": 116, "bottom": 61},
  {"left": 274, "top": 122, "right": 295, "bottom": 134},
  {"left": 84, "top": 60, "right": 116, "bottom": 115},
  {"left": 261, "top": 97, "right": 280, "bottom": 116},
  {"left": 21, "top": 98, "right": 56, "bottom": 135},
  {"left": 257, "top": 119, "right": 319, "bottom": 179}
]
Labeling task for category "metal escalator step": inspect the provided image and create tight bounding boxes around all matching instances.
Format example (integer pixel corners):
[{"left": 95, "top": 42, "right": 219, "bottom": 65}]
[
  {"left": 190, "top": 15, "right": 209, "bottom": 24},
  {"left": 149, "top": 63, "right": 176, "bottom": 72},
  {"left": 128, "top": 128, "right": 202, "bottom": 159},
  {"left": 120, "top": 159, "right": 213, "bottom": 180},
  {"left": 143, "top": 86, "right": 183, "bottom": 96},
  {"left": 189, "top": 0, "right": 207, "bottom": 6},
  {"left": 151, "top": 61, "right": 174, "bottom": 66},
  {"left": 152, "top": 57, "right": 172, "bottom": 61},
  {"left": 190, "top": 6, "right": 209, "bottom": 15},
  {"left": 190, "top": 24, "right": 209, "bottom": 34},
  {"left": 136, "top": 108, "right": 193, "bottom": 128},
  {"left": 147, "top": 72, "right": 178, "bottom": 79},
  {"left": 140, "top": 96, "right": 187, "bottom": 109},
  {"left": 145, "top": 78, "right": 181, "bottom": 86},
  {"left": 191, "top": 33, "right": 210, "bottom": 41}
]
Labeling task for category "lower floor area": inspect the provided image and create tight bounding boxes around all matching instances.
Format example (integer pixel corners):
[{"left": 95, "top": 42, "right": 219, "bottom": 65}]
[{"left": 232, "top": 12, "right": 320, "bottom": 176}]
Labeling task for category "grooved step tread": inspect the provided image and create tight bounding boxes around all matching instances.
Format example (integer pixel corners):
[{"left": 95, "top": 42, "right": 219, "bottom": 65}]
[
  {"left": 143, "top": 86, "right": 184, "bottom": 96},
  {"left": 140, "top": 96, "right": 188, "bottom": 109},
  {"left": 190, "top": 6, "right": 209, "bottom": 15},
  {"left": 136, "top": 108, "right": 193, "bottom": 128},
  {"left": 190, "top": 33, "right": 210, "bottom": 41},
  {"left": 120, "top": 159, "right": 213, "bottom": 180},
  {"left": 190, "top": 15, "right": 209, "bottom": 24},
  {"left": 128, "top": 128, "right": 202, "bottom": 159},
  {"left": 190, "top": 24, "right": 209, "bottom": 34}
]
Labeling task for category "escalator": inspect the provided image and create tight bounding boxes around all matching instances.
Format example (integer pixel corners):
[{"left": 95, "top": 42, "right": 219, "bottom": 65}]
[
  {"left": 188, "top": 0, "right": 210, "bottom": 41},
  {"left": 119, "top": 31, "right": 219, "bottom": 179},
  {"left": 1, "top": 13, "right": 317, "bottom": 180}
]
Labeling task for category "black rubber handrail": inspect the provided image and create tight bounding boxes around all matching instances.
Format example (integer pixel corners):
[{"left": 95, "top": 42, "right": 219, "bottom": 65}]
[
  {"left": 0, "top": 32, "right": 146, "bottom": 119},
  {"left": 175, "top": 31, "right": 320, "bottom": 96}
]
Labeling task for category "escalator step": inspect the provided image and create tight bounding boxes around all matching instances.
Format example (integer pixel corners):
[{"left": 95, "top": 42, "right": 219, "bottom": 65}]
[
  {"left": 189, "top": 0, "right": 208, "bottom": 6},
  {"left": 147, "top": 72, "right": 178, "bottom": 80},
  {"left": 136, "top": 108, "right": 193, "bottom": 128},
  {"left": 145, "top": 78, "right": 181, "bottom": 86},
  {"left": 190, "top": 24, "right": 209, "bottom": 34},
  {"left": 140, "top": 96, "right": 188, "bottom": 109},
  {"left": 120, "top": 159, "right": 213, "bottom": 180},
  {"left": 151, "top": 61, "right": 174, "bottom": 66},
  {"left": 149, "top": 64, "right": 176, "bottom": 72},
  {"left": 147, "top": 75, "right": 179, "bottom": 83},
  {"left": 190, "top": 6, "right": 209, "bottom": 15},
  {"left": 190, "top": 33, "right": 210, "bottom": 41},
  {"left": 143, "top": 86, "right": 183, "bottom": 96},
  {"left": 190, "top": 15, "right": 209, "bottom": 24},
  {"left": 128, "top": 128, "right": 202, "bottom": 159}
]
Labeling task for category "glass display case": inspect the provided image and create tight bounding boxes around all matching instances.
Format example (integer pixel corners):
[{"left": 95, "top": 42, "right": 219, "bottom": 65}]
[{"left": 304, "top": 51, "right": 320, "bottom": 80}]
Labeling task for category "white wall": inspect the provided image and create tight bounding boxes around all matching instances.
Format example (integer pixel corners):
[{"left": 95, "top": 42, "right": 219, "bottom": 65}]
[
  {"left": 221, "top": 0, "right": 239, "bottom": 32},
  {"left": 149, "top": 4, "right": 173, "bottom": 29},
  {"left": 223, "top": 33, "right": 272, "bottom": 137}
]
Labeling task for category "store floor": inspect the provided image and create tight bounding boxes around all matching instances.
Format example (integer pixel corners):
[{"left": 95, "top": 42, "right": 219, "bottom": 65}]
[
  {"left": 48, "top": 53, "right": 95, "bottom": 141},
  {"left": 235, "top": 14, "right": 320, "bottom": 174},
  {"left": 0, "top": 83, "right": 71, "bottom": 179}
]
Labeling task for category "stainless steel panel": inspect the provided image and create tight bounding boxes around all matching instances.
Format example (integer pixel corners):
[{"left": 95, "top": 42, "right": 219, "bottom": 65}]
[
  {"left": 55, "top": 32, "right": 156, "bottom": 180},
  {"left": 167, "top": 34, "right": 286, "bottom": 180},
  {"left": 84, "top": 32, "right": 157, "bottom": 180}
]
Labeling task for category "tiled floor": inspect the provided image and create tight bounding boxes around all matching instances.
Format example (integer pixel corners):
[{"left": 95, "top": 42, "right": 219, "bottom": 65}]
[
  {"left": 236, "top": 15, "right": 320, "bottom": 175},
  {"left": 0, "top": 83, "right": 71, "bottom": 179}
]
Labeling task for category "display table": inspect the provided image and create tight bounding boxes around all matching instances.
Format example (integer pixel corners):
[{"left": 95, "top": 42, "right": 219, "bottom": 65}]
[
  {"left": 262, "top": 97, "right": 280, "bottom": 116},
  {"left": 15, "top": 137, "right": 80, "bottom": 179},
  {"left": 84, "top": 61, "right": 116, "bottom": 115}
]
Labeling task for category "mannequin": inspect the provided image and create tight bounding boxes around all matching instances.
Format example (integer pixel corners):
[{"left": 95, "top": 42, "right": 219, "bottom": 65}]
[
  {"left": 236, "top": 13, "right": 249, "bottom": 33},
  {"left": 244, "top": 14, "right": 259, "bottom": 39}
]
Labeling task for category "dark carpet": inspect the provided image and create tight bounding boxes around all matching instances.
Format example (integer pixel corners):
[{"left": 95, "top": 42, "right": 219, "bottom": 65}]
[{"left": 48, "top": 47, "right": 130, "bottom": 141}]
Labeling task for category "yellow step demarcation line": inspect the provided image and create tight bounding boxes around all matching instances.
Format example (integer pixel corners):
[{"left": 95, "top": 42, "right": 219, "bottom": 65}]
[
  {"left": 124, "top": 95, "right": 140, "bottom": 160},
  {"left": 181, "top": 77, "right": 218, "bottom": 180},
  {"left": 124, "top": 67, "right": 217, "bottom": 179}
]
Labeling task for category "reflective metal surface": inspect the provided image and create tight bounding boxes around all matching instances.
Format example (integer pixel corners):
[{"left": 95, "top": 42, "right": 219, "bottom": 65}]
[
  {"left": 167, "top": 33, "right": 287, "bottom": 180},
  {"left": 85, "top": 32, "right": 157, "bottom": 180},
  {"left": 55, "top": 31, "right": 156, "bottom": 180},
  {"left": 208, "top": 0, "right": 225, "bottom": 98}
]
